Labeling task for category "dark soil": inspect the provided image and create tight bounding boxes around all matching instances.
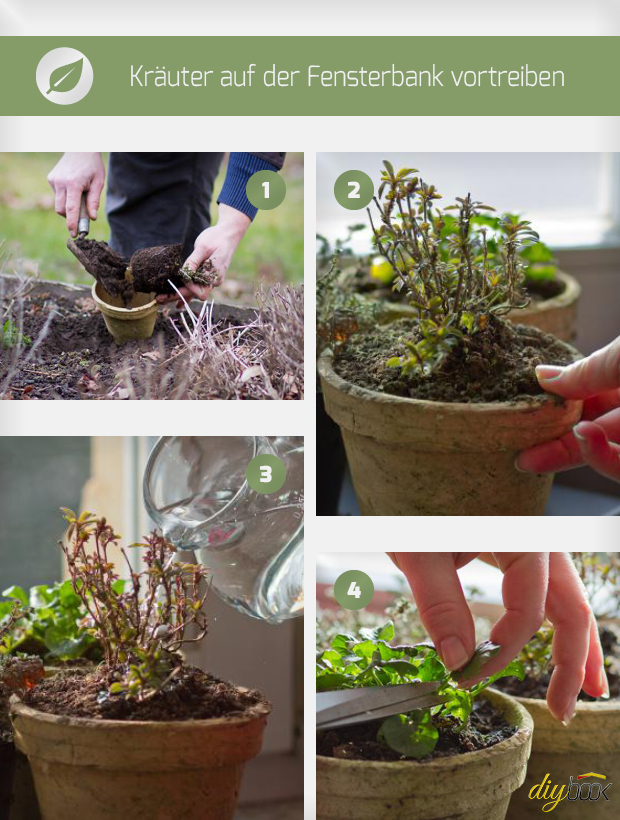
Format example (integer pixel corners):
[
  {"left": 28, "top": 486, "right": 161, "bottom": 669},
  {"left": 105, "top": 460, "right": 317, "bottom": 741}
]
[
  {"left": 334, "top": 316, "right": 577, "bottom": 403},
  {"left": 129, "top": 243, "right": 183, "bottom": 293},
  {"left": 527, "top": 277, "right": 565, "bottom": 303},
  {"left": 317, "top": 699, "right": 515, "bottom": 763},
  {"left": 22, "top": 665, "right": 267, "bottom": 723},
  {"left": 496, "top": 625, "right": 620, "bottom": 701},
  {"left": 0, "top": 279, "right": 258, "bottom": 400}
]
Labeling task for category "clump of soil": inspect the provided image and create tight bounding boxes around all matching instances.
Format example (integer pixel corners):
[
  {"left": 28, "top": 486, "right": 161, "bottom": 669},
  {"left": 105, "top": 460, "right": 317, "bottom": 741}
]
[
  {"left": 0, "top": 656, "right": 45, "bottom": 742},
  {"left": 496, "top": 625, "right": 620, "bottom": 701},
  {"left": 317, "top": 699, "right": 515, "bottom": 763},
  {"left": 72, "top": 239, "right": 219, "bottom": 302},
  {"left": 22, "top": 665, "right": 267, "bottom": 723},
  {"left": 334, "top": 316, "right": 577, "bottom": 403}
]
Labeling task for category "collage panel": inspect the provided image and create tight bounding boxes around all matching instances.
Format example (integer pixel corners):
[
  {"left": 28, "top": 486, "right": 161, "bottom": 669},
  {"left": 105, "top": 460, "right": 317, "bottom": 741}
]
[
  {"left": 317, "top": 151, "right": 620, "bottom": 516},
  {"left": 0, "top": 152, "right": 304, "bottom": 401},
  {"left": 0, "top": 436, "right": 304, "bottom": 819}
]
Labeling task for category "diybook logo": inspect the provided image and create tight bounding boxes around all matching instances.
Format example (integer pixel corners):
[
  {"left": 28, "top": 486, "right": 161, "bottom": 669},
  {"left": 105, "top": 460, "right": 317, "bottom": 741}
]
[
  {"left": 36, "top": 47, "right": 93, "bottom": 105},
  {"left": 529, "top": 772, "right": 612, "bottom": 812}
]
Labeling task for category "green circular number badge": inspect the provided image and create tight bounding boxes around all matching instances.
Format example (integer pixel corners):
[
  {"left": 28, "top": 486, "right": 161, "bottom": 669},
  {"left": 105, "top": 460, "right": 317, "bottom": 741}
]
[
  {"left": 334, "top": 570, "right": 374, "bottom": 610},
  {"left": 246, "top": 454, "right": 287, "bottom": 494},
  {"left": 334, "top": 170, "right": 374, "bottom": 210},
  {"left": 246, "top": 170, "right": 287, "bottom": 210}
]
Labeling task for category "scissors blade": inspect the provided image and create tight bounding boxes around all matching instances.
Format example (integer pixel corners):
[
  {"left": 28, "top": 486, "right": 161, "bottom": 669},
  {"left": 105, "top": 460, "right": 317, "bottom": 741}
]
[{"left": 316, "top": 681, "right": 445, "bottom": 730}]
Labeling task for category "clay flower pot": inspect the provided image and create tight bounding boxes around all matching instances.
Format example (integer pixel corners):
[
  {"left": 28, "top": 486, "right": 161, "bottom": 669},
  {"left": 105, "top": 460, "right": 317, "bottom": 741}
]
[
  {"left": 316, "top": 689, "right": 534, "bottom": 820},
  {"left": 92, "top": 282, "right": 158, "bottom": 344},
  {"left": 10, "top": 694, "right": 270, "bottom": 820},
  {"left": 504, "top": 694, "right": 620, "bottom": 819},
  {"left": 507, "top": 271, "right": 581, "bottom": 343},
  {"left": 373, "top": 271, "right": 580, "bottom": 343},
  {"left": 318, "top": 349, "right": 582, "bottom": 516}
]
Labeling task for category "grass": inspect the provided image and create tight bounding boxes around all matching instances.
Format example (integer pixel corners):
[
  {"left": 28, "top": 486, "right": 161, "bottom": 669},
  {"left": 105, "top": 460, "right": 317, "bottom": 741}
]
[{"left": 0, "top": 152, "right": 303, "bottom": 287}]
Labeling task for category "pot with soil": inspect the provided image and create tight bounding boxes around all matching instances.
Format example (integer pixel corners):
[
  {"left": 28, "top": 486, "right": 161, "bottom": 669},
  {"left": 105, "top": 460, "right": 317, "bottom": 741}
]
[
  {"left": 91, "top": 282, "right": 159, "bottom": 344},
  {"left": 495, "top": 624, "right": 620, "bottom": 819},
  {"left": 317, "top": 163, "right": 583, "bottom": 515},
  {"left": 317, "top": 689, "right": 533, "bottom": 819}
]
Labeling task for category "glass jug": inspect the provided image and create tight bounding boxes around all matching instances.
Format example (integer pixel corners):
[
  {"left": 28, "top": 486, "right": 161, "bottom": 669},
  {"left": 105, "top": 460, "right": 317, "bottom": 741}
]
[{"left": 143, "top": 436, "right": 304, "bottom": 624}]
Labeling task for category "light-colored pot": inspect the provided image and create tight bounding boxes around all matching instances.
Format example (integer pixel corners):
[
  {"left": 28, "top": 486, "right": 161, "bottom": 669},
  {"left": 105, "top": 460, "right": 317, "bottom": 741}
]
[
  {"left": 316, "top": 688, "right": 534, "bottom": 820},
  {"left": 376, "top": 271, "right": 581, "bottom": 343},
  {"left": 318, "top": 348, "right": 582, "bottom": 515},
  {"left": 92, "top": 282, "right": 158, "bottom": 344},
  {"left": 507, "top": 271, "right": 581, "bottom": 342},
  {"left": 10, "top": 694, "right": 270, "bottom": 820},
  {"left": 505, "top": 694, "right": 620, "bottom": 819}
]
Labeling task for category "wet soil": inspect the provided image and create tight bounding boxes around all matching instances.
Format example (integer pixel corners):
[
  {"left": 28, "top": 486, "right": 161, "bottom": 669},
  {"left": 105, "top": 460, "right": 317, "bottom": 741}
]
[
  {"left": 317, "top": 699, "right": 515, "bottom": 763},
  {"left": 22, "top": 665, "right": 267, "bottom": 723},
  {"left": 334, "top": 316, "right": 577, "bottom": 403},
  {"left": 496, "top": 625, "right": 620, "bottom": 701},
  {"left": 0, "top": 279, "right": 258, "bottom": 400}
]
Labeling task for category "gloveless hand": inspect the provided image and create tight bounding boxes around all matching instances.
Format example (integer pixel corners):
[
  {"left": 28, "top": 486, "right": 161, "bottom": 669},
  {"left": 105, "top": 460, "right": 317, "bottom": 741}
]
[
  {"left": 47, "top": 152, "right": 105, "bottom": 237},
  {"left": 157, "top": 204, "right": 251, "bottom": 304},
  {"left": 389, "top": 552, "right": 608, "bottom": 725}
]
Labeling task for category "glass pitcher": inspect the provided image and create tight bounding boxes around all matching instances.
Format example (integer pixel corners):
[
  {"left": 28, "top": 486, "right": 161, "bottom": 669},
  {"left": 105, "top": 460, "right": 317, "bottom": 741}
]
[{"left": 143, "top": 436, "right": 304, "bottom": 624}]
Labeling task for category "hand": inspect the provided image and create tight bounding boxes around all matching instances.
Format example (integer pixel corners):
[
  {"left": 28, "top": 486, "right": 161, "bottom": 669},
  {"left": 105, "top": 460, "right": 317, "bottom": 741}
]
[
  {"left": 389, "top": 552, "right": 608, "bottom": 724},
  {"left": 157, "top": 204, "right": 251, "bottom": 304},
  {"left": 47, "top": 152, "right": 105, "bottom": 237},
  {"left": 517, "top": 337, "right": 620, "bottom": 480}
]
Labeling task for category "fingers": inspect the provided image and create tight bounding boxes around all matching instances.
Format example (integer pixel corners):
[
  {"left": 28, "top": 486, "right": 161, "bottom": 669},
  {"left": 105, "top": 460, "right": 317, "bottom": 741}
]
[
  {"left": 468, "top": 553, "right": 548, "bottom": 683},
  {"left": 572, "top": 420, "right": 620, "bottom": 481},
  {"left": 545, "top": 552, "right": 598, "bottom": 723},
  {"left": 536, "top": 337, "right": 620, "bottom": 399},
  {"left": 86, "top": 173, "right": 104, "bottom": 220},
  {"left": 65, "top": 186, "right": 82, "bottom": 237},
  {"left": 582, "top": 616, "right": 609, "bottom": 699},
  {"left": 392, "top": 552, "right": 476, "bottom": 671},
  {"left": 184, "top": 245, "right": 210, "bottom": 273},
  {"left": 52, "top": 184, "right": 67, "bottom": 218}
]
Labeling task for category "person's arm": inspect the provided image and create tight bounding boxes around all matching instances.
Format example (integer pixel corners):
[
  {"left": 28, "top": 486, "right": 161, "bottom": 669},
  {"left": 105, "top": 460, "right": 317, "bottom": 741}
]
[
  {"left": 517, "top": 337, "right": 620, "bottom": 480},
  {"left": 164, "top": 152, "right": 286, "bottom": 303},
  {"left": 390, "top": 552, "right": 608, "bottom": 724},
  {"left": 47, "top": 152, "right": 106, "bottom": 236}
]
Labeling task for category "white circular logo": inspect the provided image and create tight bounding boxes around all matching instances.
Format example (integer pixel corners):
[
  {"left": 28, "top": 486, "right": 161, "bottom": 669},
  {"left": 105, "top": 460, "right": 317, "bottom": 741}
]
[{"left": 36, "top": 47, "right": 93, "bottom": 105}]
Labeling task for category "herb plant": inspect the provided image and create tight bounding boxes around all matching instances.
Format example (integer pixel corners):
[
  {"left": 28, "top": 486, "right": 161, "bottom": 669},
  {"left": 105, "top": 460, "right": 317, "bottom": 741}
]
[
  {"left": 368, "top": 161, "right": 541, "bottom": 375},
  {"left": 61, "top": 509, "right": 209, "bottom": 701},
  {"left": 316, "top": 621, "right": 524, "bottom": 759},
  {"left": 0, "top": 580, "right": 111, "bottom": 661},
  {"left": 1, "top": 318, "right": 31, "bottom": 349}
]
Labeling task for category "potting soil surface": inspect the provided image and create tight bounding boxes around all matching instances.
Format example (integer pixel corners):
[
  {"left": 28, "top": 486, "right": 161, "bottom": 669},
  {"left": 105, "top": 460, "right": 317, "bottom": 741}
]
[
  {"left": 23, "top": 666, "right": 268, "bottom": 722},
  {"left": 334, "top": 316, "right": 577, "bottom": 402},
  {"left": 0, "top": 280, "right": 257, "bottom": 399},
  {"left": 496, "top": 625, "right": 620, "bottom": 701},
  {"left": 316, "top": 699, "right": 515, "bottom": 762}
]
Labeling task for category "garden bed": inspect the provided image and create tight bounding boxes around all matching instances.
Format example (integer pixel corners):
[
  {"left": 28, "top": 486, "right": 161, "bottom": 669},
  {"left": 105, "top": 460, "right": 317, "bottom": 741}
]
[{"left": 0, "top": 275, "right": 303, "bottom": 400}]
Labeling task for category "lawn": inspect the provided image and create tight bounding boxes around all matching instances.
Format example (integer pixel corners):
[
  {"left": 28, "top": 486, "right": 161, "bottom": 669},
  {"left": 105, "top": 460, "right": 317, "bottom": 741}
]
[{"left": 0, "top": 152, "right": 303, "bottom": 287}]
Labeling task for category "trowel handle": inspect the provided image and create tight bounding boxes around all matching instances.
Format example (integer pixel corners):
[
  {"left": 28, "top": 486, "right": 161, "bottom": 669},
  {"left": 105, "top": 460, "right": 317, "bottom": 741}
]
[{"left": 78, "top": 193, "right": 90, "bottom": 237}]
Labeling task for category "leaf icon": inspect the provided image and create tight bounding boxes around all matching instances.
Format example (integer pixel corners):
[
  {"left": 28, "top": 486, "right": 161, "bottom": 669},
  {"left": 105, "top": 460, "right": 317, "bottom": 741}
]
[{"left": 46, "top": 58, "right": 83, "bottom": 95}]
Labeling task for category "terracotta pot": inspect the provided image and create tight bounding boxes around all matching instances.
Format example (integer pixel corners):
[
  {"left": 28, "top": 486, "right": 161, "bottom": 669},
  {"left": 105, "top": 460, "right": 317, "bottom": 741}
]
[
  {"left": 318, "top": 349, "right": 582, "bottom": 516},
  {"left": 369, "top": 271, "right": 580, "bottom": 343},
  {"left": 507, "top": 271, "right": 581, "bottom": 342},
  {"left": 92, "top": 281, "right": 158, "bottom": 344},
  {"left": 316, "top": 688, "right": 534, "bottom": 820},
  {"left": 505, "top": 694, "right": 620, "bottom": 819},
  {"left": 10, "top": 694, "right": 270, "bottom": 820}
]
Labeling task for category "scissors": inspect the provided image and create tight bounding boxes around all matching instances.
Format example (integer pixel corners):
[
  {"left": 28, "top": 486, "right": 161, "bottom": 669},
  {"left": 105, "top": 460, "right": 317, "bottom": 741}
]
[{"left": 316, "top": 681, "right": 446, "bottom": 731}]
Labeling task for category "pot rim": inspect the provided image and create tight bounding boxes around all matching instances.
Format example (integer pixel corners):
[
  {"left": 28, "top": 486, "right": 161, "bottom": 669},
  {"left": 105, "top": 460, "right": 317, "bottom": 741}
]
[
  {"left": 316, "top": 688, "right": 533, "bottom": 773},
  {"left": 318, "top": 346, "right": 581, "bottom": 417},
  {"left": 10, "top": 693, "right": 272, "bottom": 731},
  {"left": 517, "top": 269, "right": 581, "bottom": 314},
  {"left": 504, "top": 692, "right": 620, "bottom": 713},
  {"left": 91, "top": 281, "right": 157, "bottom": 316}
]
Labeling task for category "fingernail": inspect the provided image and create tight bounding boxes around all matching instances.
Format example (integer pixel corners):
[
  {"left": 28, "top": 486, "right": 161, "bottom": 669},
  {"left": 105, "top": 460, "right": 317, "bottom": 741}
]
[
  {"left": 573, "top": 424, "right": 589, "bottom": 445},
  {"left": 561, "top": 695, "right": 578, "bottom": 726},
  {"left": 536, "top": 365, "right": 564, "bottom": 382},
  {"left": 514, "top": 455, "right": 530, "bottom": 474},
  {"left": 600, "top": 670, "right": 610, "bottom": 700},
  {"left": 440, "top": 636, "right": 470, "bottom": 671}
]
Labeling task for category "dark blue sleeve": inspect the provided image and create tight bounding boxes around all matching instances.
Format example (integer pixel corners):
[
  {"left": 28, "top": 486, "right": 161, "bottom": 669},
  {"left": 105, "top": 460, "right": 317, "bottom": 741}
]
[{"left": 217, "top": 152, "right": 279, "bottom": 220}]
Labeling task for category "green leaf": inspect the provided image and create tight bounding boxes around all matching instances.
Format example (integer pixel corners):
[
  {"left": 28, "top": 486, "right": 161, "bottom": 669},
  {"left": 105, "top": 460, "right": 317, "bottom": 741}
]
[
  {"left": 316, "top": 672, "right": 350, "bottom": 691},
  {"left": 2, "top": 585, "right": 27, "bottom": 605},
  {"left": 44, "top": 627, "right": 92, "bottom": 660},
  {"left": 46, "top": 58, "right": 83, "bottom": 95},
  {"left": 377, "top": 710, "right": 439, "bottom": 759},
  {"left": 453, "top": 641, "right": 501, "bottom": 680}
]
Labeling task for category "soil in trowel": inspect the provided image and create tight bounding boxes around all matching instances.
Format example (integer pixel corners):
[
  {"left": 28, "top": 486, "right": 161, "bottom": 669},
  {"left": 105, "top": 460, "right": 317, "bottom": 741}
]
[{"left": 73, "top": 239, "right": 132, "bottom": 300}]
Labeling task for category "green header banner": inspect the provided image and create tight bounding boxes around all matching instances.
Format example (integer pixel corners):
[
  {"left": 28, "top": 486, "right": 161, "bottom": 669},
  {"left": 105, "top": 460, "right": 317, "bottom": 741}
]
[{"left": 1, "top": 36, "right": 618, "bottom": 116}]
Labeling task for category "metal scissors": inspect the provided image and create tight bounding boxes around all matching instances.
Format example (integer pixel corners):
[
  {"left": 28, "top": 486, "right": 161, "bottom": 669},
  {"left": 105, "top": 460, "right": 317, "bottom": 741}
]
[{"left": 316, "top": 681, "right": 446, "bottom": 731}]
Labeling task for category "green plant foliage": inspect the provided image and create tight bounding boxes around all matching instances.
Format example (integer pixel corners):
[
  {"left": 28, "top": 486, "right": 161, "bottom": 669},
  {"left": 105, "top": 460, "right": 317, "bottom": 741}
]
[
  {"left": 514, "top": 626, "right": 555, "bottom": 680},
  {"left": 0, "top": 580, "right": 117, "bottom": 661},
  {"left": 316, "top": 621, "right": 524, "bottom": 759},
  {"left": 1, "top": 318, "right": 32, "bottom": 349},
  {"left": 368, "top": 162, "right": 542, "bottom": 375}
]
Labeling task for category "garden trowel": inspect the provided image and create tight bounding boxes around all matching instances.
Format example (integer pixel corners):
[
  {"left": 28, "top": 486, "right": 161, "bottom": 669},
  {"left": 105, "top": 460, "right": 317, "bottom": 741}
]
[{"left": 316, "top": 681, "right": 447, "bottom": 730}]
